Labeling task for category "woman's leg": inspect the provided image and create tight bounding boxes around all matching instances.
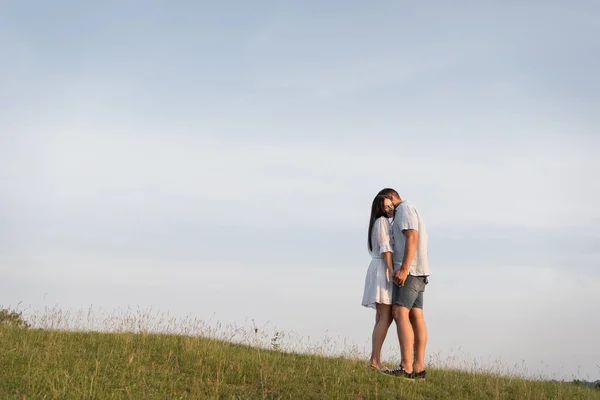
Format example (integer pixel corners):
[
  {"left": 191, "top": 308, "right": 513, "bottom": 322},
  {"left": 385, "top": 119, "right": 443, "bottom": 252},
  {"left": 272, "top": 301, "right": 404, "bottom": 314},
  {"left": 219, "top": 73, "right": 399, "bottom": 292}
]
[{"left": 370, "top": 303, "right": 393, "bottom": 368}]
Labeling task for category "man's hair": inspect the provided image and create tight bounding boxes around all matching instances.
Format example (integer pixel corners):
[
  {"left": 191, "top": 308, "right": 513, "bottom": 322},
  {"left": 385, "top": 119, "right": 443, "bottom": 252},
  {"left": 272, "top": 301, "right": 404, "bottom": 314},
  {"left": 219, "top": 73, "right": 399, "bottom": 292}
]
[{"left": 377, "top": 188, "right": 400, "bottom": 199}]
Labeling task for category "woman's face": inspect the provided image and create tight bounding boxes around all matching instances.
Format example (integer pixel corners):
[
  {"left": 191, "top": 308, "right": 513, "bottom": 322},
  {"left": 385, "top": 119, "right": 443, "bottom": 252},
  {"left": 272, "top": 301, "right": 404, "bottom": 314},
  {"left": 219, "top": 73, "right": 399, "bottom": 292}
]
[{"left": 383, "top": 198, "right": 395, "bottom": 218}]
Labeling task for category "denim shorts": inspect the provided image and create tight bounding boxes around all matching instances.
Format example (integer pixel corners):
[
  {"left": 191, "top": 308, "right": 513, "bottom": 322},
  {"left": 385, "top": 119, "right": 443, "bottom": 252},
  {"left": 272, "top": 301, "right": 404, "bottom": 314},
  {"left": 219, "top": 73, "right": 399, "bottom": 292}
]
[{"left": 392, "top": 275, "right": 428, "bottom": 309}]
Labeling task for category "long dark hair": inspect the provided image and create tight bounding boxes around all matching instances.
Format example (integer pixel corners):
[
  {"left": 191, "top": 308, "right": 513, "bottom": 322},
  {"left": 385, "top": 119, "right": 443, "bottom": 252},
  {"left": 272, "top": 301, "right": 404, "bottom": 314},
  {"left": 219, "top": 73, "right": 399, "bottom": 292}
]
[{"left": 368, "top": 194, "right": 389, "bottom": 252}]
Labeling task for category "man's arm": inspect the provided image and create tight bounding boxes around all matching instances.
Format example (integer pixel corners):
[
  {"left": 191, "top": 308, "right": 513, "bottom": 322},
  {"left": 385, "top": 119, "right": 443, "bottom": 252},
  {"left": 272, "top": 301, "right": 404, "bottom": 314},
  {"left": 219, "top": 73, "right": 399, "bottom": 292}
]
[
  {"left": 401, "top": 229, "right": 418, "bottom": 270},
  {"left": 393, "top": 229, "right": 418, "bottom": 286}
]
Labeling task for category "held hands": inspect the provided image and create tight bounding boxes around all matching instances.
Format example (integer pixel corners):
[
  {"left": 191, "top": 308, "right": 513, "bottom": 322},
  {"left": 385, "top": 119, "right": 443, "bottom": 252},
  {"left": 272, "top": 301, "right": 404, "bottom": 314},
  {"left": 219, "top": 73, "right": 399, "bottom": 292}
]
[{"left": 393, "top": 267, "right": 409, "bottom": 287}]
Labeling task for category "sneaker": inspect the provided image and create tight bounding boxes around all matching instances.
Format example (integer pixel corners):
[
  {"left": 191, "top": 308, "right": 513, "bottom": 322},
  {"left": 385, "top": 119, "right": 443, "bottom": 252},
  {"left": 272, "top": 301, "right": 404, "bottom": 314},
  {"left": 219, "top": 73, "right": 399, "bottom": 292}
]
[
  {"left": 414, "top": 370, "right": 427, "bottom": 380},
  {"left": 384, "top": 365, "right": 415, "bottom": 380},
  {"left": 369, "top": 364, "right": 390, "bottom": 373}
]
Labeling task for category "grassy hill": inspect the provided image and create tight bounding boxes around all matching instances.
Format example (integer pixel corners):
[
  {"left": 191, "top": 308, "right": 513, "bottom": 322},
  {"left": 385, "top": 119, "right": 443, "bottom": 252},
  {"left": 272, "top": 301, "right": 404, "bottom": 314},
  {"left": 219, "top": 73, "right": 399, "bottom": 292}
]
[{"left": 1, "top": 325, "right": 598, "bottom": 399}]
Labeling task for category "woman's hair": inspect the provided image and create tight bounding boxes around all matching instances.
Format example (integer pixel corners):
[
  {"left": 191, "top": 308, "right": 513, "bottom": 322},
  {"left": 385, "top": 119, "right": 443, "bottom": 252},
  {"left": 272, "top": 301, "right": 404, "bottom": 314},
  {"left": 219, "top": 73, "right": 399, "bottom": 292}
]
[{"left": 368, "top": 194, "right": 389, "bottom": 252}]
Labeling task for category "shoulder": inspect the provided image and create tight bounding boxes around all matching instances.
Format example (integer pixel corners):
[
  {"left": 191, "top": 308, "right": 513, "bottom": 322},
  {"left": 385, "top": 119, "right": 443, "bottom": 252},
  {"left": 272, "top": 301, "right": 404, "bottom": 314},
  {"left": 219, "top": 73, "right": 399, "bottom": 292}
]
[
  {"left": 399, "top": 201, "right": 419, "bottom": 214},
  {"left": 400, "top": 200, "right": 415, "bottom": 209},
  {"left": 396, "top": 201, "right": 421, "bottom": 227},
  {"left": 375, "top": 216, "right": 390, "bottom": 228}
]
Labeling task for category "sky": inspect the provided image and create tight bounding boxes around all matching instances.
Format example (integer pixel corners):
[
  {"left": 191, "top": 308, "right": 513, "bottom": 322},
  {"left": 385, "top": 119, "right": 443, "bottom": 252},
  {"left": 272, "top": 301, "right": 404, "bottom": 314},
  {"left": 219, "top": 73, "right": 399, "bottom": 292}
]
[{"left": 1, "top": 0, "right": 599, "bottom": 381}]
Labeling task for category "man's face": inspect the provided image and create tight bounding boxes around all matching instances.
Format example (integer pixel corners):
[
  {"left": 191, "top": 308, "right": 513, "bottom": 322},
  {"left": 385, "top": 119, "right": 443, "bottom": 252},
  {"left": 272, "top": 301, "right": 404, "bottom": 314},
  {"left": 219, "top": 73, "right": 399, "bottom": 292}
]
[
  {"left": 383, "top": 198, "right": 395, "bottom": 218},
  {"left": 390, "top": 194, "right": 401, "bottom": 208}
]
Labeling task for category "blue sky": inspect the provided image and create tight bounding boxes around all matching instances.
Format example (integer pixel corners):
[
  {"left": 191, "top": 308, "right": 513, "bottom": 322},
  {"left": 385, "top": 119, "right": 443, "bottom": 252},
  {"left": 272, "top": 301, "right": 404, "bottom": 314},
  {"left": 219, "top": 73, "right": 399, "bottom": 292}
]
[{"left": 1, "top": 1, "right": 599, "bottom": 380}]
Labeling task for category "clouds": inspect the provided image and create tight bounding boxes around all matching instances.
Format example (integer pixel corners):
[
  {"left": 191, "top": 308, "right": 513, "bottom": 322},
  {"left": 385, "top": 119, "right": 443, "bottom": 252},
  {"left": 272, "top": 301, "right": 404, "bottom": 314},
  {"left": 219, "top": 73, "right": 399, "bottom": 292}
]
[
  {"left": 2, "top": 127, "right": 598, "bottom": 274},
  {"left": 4, "top": 128, "right": 597, "bottom": 231}
]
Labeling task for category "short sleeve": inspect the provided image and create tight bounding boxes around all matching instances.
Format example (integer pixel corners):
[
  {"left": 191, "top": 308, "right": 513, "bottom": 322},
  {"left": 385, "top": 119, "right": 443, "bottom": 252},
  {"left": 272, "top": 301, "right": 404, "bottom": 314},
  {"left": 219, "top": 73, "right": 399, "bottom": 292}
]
[
  {"left": 375, "top": 217, "right": 393, "bottom": 254},
  {"left": 398, "top": 205, "right": 419, "bottom": 231}
]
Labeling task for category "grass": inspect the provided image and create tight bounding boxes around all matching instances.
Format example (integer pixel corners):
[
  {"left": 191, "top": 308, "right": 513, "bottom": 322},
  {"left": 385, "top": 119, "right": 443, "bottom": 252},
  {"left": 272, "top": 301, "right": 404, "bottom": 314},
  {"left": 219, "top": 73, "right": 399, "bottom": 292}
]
[{"left": 2, "top": 322, "right": 599, "bottom": 399}]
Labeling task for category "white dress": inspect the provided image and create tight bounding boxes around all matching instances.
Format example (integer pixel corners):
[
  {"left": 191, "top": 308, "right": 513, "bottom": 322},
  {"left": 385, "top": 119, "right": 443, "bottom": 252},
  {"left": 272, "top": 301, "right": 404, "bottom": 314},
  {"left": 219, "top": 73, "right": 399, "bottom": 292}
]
[{"left": 361, "top": 217, "right": 394, "bottom": 308}]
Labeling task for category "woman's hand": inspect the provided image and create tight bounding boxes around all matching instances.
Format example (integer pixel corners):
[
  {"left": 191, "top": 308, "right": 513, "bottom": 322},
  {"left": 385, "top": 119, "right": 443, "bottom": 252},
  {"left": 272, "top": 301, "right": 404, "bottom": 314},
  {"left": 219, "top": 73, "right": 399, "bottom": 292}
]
[
  {"left": 383, "top": 252, "right": 393, "bottom": 283},
  {"left": 386, "top": 267, "right": 394, "bottom": 283}
]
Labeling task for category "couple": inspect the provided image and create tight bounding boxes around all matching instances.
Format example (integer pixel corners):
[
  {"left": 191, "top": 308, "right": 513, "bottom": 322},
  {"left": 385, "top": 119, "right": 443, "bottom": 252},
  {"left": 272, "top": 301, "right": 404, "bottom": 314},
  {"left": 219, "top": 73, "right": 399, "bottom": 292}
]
[{"left": 361, "top": 188, "right": 429, "bottom": 380}]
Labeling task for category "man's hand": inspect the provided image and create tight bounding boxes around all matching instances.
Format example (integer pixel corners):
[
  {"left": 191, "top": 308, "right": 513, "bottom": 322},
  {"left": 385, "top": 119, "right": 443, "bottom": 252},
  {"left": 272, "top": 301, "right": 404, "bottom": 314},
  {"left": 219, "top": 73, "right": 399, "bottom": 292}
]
[{"left": 393, "top": 268, "right": 409, "bottom": 287}]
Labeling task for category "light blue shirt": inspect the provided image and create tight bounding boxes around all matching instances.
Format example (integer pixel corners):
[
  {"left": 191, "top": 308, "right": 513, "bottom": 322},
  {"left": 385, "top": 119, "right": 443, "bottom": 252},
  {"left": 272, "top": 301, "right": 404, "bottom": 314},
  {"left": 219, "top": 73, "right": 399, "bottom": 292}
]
[{"left": 391, "top": 200, "right": 430, "bottom": 276}]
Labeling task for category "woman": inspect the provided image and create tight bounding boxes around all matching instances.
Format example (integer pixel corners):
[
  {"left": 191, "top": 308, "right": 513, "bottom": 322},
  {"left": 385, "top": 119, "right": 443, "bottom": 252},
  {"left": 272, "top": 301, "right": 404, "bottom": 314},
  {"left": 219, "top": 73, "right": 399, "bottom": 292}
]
[{"left": 361, "top": 194, "right": 395, "bottom": 371}]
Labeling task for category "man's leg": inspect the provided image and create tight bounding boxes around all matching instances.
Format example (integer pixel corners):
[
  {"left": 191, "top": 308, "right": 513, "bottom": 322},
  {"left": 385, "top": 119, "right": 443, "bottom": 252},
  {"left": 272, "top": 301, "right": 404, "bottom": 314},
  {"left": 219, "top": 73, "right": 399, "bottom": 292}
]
[
  {"left": 392, "top": 305, "right": 414, "bottom": 373},
  {"left": 409, "top": 307, "right": 427, "bottom": 373}
]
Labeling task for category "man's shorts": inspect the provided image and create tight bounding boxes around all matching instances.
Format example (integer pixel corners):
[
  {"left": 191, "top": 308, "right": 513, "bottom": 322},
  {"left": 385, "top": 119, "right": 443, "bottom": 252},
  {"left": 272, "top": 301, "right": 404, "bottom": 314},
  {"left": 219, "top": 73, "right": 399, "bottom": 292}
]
[{"left": 392, "top": 275, "right": 428, "bottom": 309}]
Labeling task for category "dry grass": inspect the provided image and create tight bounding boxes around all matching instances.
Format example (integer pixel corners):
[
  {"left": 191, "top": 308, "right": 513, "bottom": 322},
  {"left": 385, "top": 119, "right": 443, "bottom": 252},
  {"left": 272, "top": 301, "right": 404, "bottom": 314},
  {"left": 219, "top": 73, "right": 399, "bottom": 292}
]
[{"left": 1, "top": 306, "right": 598, "bottom": 399}]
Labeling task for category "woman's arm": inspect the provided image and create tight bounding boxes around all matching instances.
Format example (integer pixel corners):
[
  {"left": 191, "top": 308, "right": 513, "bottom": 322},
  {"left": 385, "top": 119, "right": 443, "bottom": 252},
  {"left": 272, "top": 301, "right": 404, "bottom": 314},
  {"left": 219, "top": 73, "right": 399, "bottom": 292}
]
[
  {"left": 376, "top": 218, "right": 394, "bottom": 280},
  {"left": 383, "top": 251, "right": 394, "bottom": 281}
]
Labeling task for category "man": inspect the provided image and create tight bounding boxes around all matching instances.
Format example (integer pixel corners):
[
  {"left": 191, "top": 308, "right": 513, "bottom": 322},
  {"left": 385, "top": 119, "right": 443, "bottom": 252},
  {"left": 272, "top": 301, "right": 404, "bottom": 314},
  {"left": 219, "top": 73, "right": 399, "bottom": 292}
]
[{"left": 378, "top": 188, "right": 429, "bottom": 380}]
